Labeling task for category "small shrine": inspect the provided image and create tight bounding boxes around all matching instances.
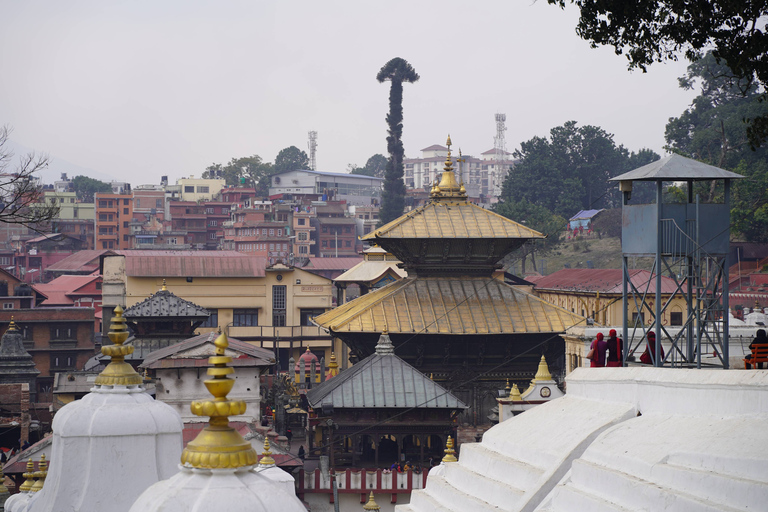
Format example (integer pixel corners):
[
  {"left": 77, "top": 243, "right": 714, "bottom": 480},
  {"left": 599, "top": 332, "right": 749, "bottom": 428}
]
[
  {"left": 495, "top": 355, "right": 564, "bottom": 422},
  {"left": 0, "top": 319, "right": 39, "bottom": 402},
  {"left": 333, "top": 246, "right": 407, "bottom": 304},
  {"left": 306, "top": 332, "right": 467, "bottom": 468}
]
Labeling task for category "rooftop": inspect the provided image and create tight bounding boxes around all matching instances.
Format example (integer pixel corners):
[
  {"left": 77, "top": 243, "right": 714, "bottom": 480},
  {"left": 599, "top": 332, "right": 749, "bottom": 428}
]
[
  {"left": 532, "top": 268, "right": 680, "bottom": 294},
  {"left": 610, "top": 153, "right": 745, "bottom": 182}
]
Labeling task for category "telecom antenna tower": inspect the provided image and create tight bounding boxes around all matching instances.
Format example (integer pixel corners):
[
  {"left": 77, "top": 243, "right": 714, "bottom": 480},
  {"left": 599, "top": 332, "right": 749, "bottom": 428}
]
[
  {"left": 493, "top": 113, "right": 507, "bottom": 197},
  {"left": 308, "top": 131, "right": 318, "bottom": 171}
]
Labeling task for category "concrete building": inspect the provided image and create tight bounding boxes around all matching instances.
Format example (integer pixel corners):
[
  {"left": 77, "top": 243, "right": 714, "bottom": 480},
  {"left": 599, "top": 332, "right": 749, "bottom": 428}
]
[
  {"left": 100, "top": 251, "right": 338, "bottom": 370},
  {"left": 95, "top": 192, "right": 134, "bottom": 250},
  {"left": 269, "top": 170, "right": 383, "bottom": 207},
  {"left": 175, "top": 177, "right": 226, "bottom": 202}
]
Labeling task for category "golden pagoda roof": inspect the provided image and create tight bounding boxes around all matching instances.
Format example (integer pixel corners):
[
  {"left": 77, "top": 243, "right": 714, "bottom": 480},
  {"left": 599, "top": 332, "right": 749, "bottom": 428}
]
[{"left": 314, "top": 276, "right": 583, "bottom": 335}]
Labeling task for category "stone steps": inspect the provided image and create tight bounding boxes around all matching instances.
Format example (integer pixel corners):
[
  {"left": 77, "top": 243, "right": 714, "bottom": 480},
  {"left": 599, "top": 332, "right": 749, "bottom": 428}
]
[
  {"left": 456, "top": 442, "right": 544, "bottom": 492},
  {"left": 442, "top": 459, "right": 525, "bottom": 510},
  {"left": 408, "top": 473, "right": 501, "bottom": 512}
]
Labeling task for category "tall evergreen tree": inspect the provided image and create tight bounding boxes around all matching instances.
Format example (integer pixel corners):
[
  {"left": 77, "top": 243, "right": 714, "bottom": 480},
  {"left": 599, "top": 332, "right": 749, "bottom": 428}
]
[{"left": 376, "top": 58, "right": 419, "bottom": 225}]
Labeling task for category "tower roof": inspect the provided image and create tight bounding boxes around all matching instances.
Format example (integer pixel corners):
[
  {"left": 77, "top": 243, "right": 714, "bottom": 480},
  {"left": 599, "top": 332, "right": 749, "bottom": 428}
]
[
  {"left": 610, "top": 153, "right": 744, "bottom": 182},
  {"left": 123, "top": 280, "right": 211, "bottom": 319}
]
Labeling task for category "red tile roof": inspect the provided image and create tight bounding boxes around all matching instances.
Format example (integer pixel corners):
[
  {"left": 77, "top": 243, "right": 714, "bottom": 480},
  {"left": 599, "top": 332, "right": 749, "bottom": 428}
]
[
  {"left": 115, "top": 251, "right": 268, "bottom": 278},
  {"left": 533, "top": 268, "right": 679, "bottom": 294},
  {"left": 34, "top": 273, "right": 100, "bottom": 306}
]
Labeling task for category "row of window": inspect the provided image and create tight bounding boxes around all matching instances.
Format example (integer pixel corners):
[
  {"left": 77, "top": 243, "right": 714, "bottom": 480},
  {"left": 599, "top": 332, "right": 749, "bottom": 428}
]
[
  {"left": 322, "top": 240, "right": 352, "bottom": 248},
  {"left": 184, "top": 186, "right": 210, "bottom": 193},
  {"left": 321, "top": 226, "right": 353, "bottom": 234}
]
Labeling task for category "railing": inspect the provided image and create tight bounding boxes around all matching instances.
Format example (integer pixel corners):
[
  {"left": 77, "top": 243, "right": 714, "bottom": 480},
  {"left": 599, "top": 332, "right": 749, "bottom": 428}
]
[
  {"left": 225, "top": 325, "right": 330, "bottom": 340},
  {"left": 298, "top": 468, "right": 429, "bottom": 499}
]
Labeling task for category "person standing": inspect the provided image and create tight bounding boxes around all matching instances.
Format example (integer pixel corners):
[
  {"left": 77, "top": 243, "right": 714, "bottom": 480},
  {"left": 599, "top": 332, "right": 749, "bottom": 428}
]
[
  {"left": 588, "top": 332, "right": 608, "bottom": 367},
  {"left": 640, "top": 331, "right": 664, "bottom": 365},
  {"left": 606, "top": 329, "right": 623, "bottom": 367}
]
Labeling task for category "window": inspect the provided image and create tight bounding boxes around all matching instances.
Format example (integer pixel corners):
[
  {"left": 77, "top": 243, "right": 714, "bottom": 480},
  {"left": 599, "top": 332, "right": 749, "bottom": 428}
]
[
  {"left": 3, "top": 303, "right": 13, "bottom": 309},
  {"left": 0, "top": 257, "right": 9, "bottom": 265},
  {"left": 73, "top": 208, "right": 78, "bottom": 218},
  {"left": 322, "top": 227, "right": 327, "bottom": 233},
  {"left": 51, "top": 353, "right": 75, "bottom": 370},
  {"left": 209, "top": 232, "right": 217, "bottom": 239},
  {"left": 322, "top": 240, "right": 327, "bottom": 248},
  {"left": 269, "top": 229, "right": 274, "bottom": 236},
  {"left": 124, "top": 235, "right": 130, "bottom": 241},
  {"left": 300, "top": 309, "right": 326, "bottom": 326},
  {"left": 99, "top": 201, "right": 107, "bottom": 208},
  {"left": 272, "top": 285, "right": 286, "bottom": 326},
  {"left": 206, "top": 208, "right": 214, "bottom": 214},
  {"left": 345, "top": 240, "right": 351, "bottom": 247},
  {"left": 184, "top": 186, "right": 195, "bottom": 193},
  {"left": 262, "top": 229, "right": 267, "bottom": 236},
  {"left": 197, "top": 186, "right": 210, "bottom": 193},
  {"left": 233, "top": 309, "right": 258, "bottom": 326},
  {"left": 299, "top": 245, "right": 308, "bottom": 254},
  {"left": 277, "top": 229, "right": 282, "bottom": 236},
  {"left": 123, "top": 208, "right": 129, "bottom": 214},
  {"left": 201, "top": 309, "right": 218, "bottom": 328},
  {"left": 269, "top": 243, "right": 275, "bottom": 251},
  {"left": 298, "top": 233, "right": 307, "bottom": 241},
  {"left": 123, "top": 221, "right": 129, "bottom": 228},
  {"left": 124, "top": 199, "right": 130, "bottom": 205},
  {"left": 50, "top": 325, "right": 74, "bottom": 340},
  {"left": 156, "top": 199, "right": 163, "bottom": 208},
  {"left": 222, "top": 208, "right": 229, "bottom": 214},
  {"left": 282, "top": 243, "right": 287, "bottom": 251},
  {"left": 670, "top": 311, "right": 683, "bottom": 326},
  {"left": 632, "top": 312, "right": 645, "bottom": 325},
  {"left": 209, "top": 220, "right": 217, "bottom": 226},
  {"left": 345, "top": 227, "right": 351, "bottom": 233},
  {"left": 298, "top": 218, "right": 305, "bottom": 226},
  {"left": 136, "top": 199, "right": 141, "bottom": 208}
]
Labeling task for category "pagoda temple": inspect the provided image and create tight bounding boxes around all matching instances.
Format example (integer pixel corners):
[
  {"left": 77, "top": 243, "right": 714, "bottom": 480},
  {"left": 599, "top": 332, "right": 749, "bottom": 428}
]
[{"left": 315, "top": 137, "right": 583, "bottom": 426}]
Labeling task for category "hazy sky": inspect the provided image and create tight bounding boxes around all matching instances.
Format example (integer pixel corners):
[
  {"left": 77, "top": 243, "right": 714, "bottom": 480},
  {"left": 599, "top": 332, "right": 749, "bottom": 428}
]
[{"left": 1, "top": 1, "right": 697, "bottom": 186}]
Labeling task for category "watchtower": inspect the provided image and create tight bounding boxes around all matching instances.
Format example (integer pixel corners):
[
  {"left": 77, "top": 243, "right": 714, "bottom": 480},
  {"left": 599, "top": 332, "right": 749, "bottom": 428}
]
[{"left": 610, "top": 154, "right": 744, "bottom": 368}]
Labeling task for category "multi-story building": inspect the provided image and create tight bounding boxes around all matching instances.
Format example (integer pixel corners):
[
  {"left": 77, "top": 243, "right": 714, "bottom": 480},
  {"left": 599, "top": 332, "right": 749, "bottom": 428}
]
[
  {"left": 351, "top": 205, "right": 379, "bottom": 237},
  {"left": 269, "top": 170, "right": 382, "bottom": 207},
  {"left": 292, "top": 209, "right": 315, "bottom": 266},
  {"left": 100, "top": 251, "right": 337, "bottom": 371},
  {"left": 169, "top": 201, "right": 207, "bottom": 248},
  {"left": 221, "top": 202, "right": 292, "bottom": 264},
  {"left": 0, "top": 308, "right": 97, "bottom": 400},
  {"left": 132, "top": 185, "right": 165, "bottom": 223},
  {"left": 201, "top": 201, "right": 231, "bottom": 250},
  {"left": 36, "top": 190, "right": 95, "bottom": 250},
  {"left": 312, "top": 202, "right": 359, "bottom": 258},
  {"left": 95, "top": 193, "right": 133, "bottom": 250},
  {"left": 176, "top": 177, "right": 226, "bottom": 202}
]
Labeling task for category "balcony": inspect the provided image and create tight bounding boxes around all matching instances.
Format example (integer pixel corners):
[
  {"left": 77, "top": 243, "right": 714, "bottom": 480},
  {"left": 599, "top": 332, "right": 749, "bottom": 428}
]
[{"left": 225, "top": 325, "right": 330, "bottom": 341}]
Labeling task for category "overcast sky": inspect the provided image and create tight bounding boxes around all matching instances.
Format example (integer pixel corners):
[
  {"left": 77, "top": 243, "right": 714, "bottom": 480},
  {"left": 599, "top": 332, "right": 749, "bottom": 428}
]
[{"left": 0, "top": 1, "right": 697, "bottom": 186}]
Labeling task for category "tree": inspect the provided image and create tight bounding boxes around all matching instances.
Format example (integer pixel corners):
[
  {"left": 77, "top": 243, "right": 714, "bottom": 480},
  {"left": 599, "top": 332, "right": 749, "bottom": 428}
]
[
  {"left": 548, "top": 0, "right": 768, "bottom": 147},
  {"left": 0, "top": 126, "right": 59, "bottom": 230},
  {"left": 274, "top": 146, "right": 309, "bottom": 173},
  {"left": 493, "top": 199, "right": 566, "bottom": 274},
  {"left": 665, "top": 52, "right": 768, "bottom": 240},
  {"left": 500, "top": 121, "right": 653, "bottom": 218},
  {"left": 72, "top": 175, "right": 112, "bottom": 203},
  {"left": 376, "top": 58, "right": 420, "bottom": 225},
  {"left": 203, "top": 155, "right": 275, "bottom": 196},
  {"left": 349, "top": 154, "right": 387, "bottom": 178}
]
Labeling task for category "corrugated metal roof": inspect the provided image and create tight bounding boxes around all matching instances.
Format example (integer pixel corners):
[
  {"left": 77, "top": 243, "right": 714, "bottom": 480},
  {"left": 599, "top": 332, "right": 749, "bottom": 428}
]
[
  {"left": 46, "top": 250, "right": 115, "bottom": 272},
  {"left": 34, "top": 274, "right": 100, "bottom": 306},
  {"left": 117, "top": 251, "right": 267, "bottom": 277},
  {"left": 140, "top": 331, "right": 274, "bottom": 368},
  {"left": 569, "top": 209, "right": 604, "bottom": 221},
  {"left": 362, "top": 200, "right": 544, "bottom": 241},
  {"left": 123, "top": 289, "right": 210, "bottom": 319},
  {"left": 314, "top": 276, "right": 583, "bottom": 334},
  {"left": 305, "top": 257, "right": 363, "bottom": 270},
  {"left": 306, "top": 335, "right": 467, "bottom": 410},
  {"left": 610, "top": 154, "right": 745, "bottom": 182},
  {"left": 532, "top": 268, "right": 680, "bottom": 294},
  {"left": 334, "top": 260, "right": 407, "bottom": 283}
]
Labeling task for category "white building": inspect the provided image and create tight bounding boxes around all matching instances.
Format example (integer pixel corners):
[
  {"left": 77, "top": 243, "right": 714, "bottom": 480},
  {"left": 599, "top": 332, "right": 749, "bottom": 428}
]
[{"left": 269, "top": 169, "right": 383, "bottom": 207}]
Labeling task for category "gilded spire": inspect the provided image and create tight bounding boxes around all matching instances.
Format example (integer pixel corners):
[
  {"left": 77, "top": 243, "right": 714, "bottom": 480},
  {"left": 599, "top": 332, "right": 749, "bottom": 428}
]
[
  {"left": 8, "top": 317, "right": 17, "bottom": 331},
  {"left": 181, "top": 332, "right": 257, "bottom": 469},
  {"left": 505, "top": 379, "right": 511, "bottom": 397},
  {"left": 161, "top": 279, "right": 168, "bottom": 291},
  {"left": 363, "top": 491, "right": 381, "bottom": 511},
  {"left": 259, "top": 437, "right": 276, "bottom": 466},
  {"left": 0, "top": 465, "right": 8, "bottom": 495},
  {"left": 510, "top": 383, "right": 523, "bottom": 401},
  {"left": 94, "top": 305, "right": 142, "bottom": 386},
  {"left": 30, "top": 454, "right": 47, "bottom": 493},
  {"left": 19, "top": 459, "right": 35, "bottom": 492},
  {"left": 532, "top": 355, "right": 552, "bottom": 382},
  {"left": 327, "top": 352, "right": 339, "bottom": 378},
  {"left": 442, "top": 435, "right": 458, "bottom": 463},
  {"left": 430, "top": 135, "right": 467, "bottom": 201}
]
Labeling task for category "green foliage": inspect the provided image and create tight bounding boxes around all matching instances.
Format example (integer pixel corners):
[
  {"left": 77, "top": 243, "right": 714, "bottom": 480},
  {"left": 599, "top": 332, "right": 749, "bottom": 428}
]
[
  {"left": 665, "top": 52, "right": 768, "bottom": 241},
  {"left": 500, "top": 121, "right": 659, "bottom": 218},
  {"left": 548, "top": 0, "right": 768, "bottom": 148},
  {"left": 203, "top": 155, "right": 274, "bottom": 196},
  {"left": 377, "top": 58, "right": 420, "bottom": 226},
  {"left": 274, "top": 146, "right": 309, "bottom": 173},
  {"left": 493, "top": 198, "right": 565, "bottom": 273},
  {"left": 591, "top": 208, "right": 621, "bottom": 238},
  {"left": 72, "top": 175, "right": 111, "bottom": 203},
  {"left": 349, "top": 154, "right": 387, "bottom": 178}
]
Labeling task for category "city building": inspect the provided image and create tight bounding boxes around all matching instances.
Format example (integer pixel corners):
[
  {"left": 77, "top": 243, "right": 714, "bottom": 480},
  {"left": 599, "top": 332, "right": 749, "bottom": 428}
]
[
  {"left": 269, "top": 170, "right": 383, "bottom": 207},
  {"left": 175, "top": 176, "right": 226, "bottom": 202},
  {"left": 221, "top": 202, "right": 292, "bottom": 263},
  {"left": 95, "top": 192, "right": 134, "bottom": 250}
]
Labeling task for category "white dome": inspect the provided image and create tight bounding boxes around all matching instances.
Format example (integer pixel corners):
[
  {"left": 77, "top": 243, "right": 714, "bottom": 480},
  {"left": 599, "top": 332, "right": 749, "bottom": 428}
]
[
  {"left": 4, "top": 491, "right": 31, "bottom": 512},
  {"left": 254, "top": 464, "right": 296, "bottom": 496},
  {"left": 27, "top": 385, "right": 183, "bottom": 512},
  {"left": 129, "top": 465, "right": 306, "bottom": 512}
]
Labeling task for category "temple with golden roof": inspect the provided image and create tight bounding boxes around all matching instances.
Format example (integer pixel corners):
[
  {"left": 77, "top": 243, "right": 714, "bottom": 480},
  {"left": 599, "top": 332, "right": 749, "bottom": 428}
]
[{"left": 315, "top": 137, "right": 583, "bottom": 427}]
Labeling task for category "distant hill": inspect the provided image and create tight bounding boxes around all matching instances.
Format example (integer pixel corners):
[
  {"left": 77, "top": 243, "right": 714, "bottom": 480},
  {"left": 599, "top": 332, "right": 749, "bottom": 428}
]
[{"left": 5, "top": 138, "right": 116, "bottom": 185}]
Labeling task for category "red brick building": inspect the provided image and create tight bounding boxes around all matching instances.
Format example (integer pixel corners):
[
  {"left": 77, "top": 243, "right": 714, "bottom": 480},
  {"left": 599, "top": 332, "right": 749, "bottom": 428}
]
[
  {"left": 0, "top": 308, "right": 97, "bottom": 400},
  {"left": 95, "top": 193, "right": 134, "bottom": 250}
]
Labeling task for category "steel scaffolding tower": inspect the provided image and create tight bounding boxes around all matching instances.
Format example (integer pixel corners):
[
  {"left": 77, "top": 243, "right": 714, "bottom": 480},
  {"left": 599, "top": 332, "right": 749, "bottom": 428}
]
[
  {"left": 493, "top": 113, "right": 507, "bottom": 196},
  {"left": 611, "top": 154, "right": 744, "bottom": 368},
  {"left": 308, "top": 131, "right": 318, "bottom": 171}
]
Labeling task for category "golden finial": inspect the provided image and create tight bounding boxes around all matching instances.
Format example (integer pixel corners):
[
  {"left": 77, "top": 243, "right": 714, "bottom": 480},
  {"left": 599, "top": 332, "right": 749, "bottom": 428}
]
[
  {"left": 430, "top": 373, "right": 434, "bottom": 380},
  {"left": 259, "top": 437, "right": 276, "bottom": 466},
  {"left": 511, "top": 383, "right": 523, "bottom": 401},
  {"left": 442, "top": 436, "right": 458, "bottom": 463},
  {"left": 19, "top": 458, "right": 35, "bottom": 492},
  {"left": 430, "top": 135, "right": 466, "bottom": 200},
  {"left": 532, "top": 355, "right": 552, "bottom": 382},
  {"left": 181, "top": 332, "right": 257, "bottom": 469},
  {"left": 8, "top": 317, "right": 17, "bottom": 331},
  {"left": 161, "top": 279, "right": 167, "bottom": 291},
  {"left": 505, "top": 379, "right": 511, "bottom": 397},
  {"left": 328, "top": 352, "right": 339, "bottom": 378},
  {"left": 30, "top": 454, "right": 47, "bottom": 493},
  {"left": 94, "top": 305, "right": 142, "bottom": 386},
  {"left": 363, "top": 491, "right": 381, "bottom": 511}
]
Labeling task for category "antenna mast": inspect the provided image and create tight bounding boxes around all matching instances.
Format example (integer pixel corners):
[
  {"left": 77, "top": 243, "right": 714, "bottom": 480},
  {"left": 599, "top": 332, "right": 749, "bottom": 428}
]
[
  {"left": 493, "top": 113, "right": 507, "bottom": 197},
  {"left": 308, "top": 131, "right": 318, "bottom": 171}
]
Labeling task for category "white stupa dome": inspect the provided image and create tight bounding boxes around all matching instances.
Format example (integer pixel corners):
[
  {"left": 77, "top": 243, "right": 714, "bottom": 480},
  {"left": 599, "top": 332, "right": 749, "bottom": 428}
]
[
  {"left": 27, "top": 306, "right": 183, "bottom": 512},
  {"left": 254, "top": 438, "right": 297, "bottom": 496},
  {"left": 130, "top": 332, "right": 305, "bottom": 512}
]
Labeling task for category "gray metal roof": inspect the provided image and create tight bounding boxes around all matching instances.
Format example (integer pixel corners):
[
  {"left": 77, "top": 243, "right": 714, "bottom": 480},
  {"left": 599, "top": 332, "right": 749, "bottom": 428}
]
[
  {"left": 123, "top": 288, "right": 210, "bottom": 319},
  {"left": 306, "top": 333, "right": 467, "bottom": 410},
  {"left": 610, "top": 154, "right": 744, "bottom": 182}
]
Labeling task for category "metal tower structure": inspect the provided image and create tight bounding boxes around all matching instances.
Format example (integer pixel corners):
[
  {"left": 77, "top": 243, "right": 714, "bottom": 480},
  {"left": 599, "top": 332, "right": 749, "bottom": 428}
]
[
  {"left": 308, "top": 131, "right": 318, "bottom": 171},
  {"left": 611, "top": 155, "right": 744, "bottom": 369},
  {"left": 493, "top": 113, "right": 507, "bottom": 197}
]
